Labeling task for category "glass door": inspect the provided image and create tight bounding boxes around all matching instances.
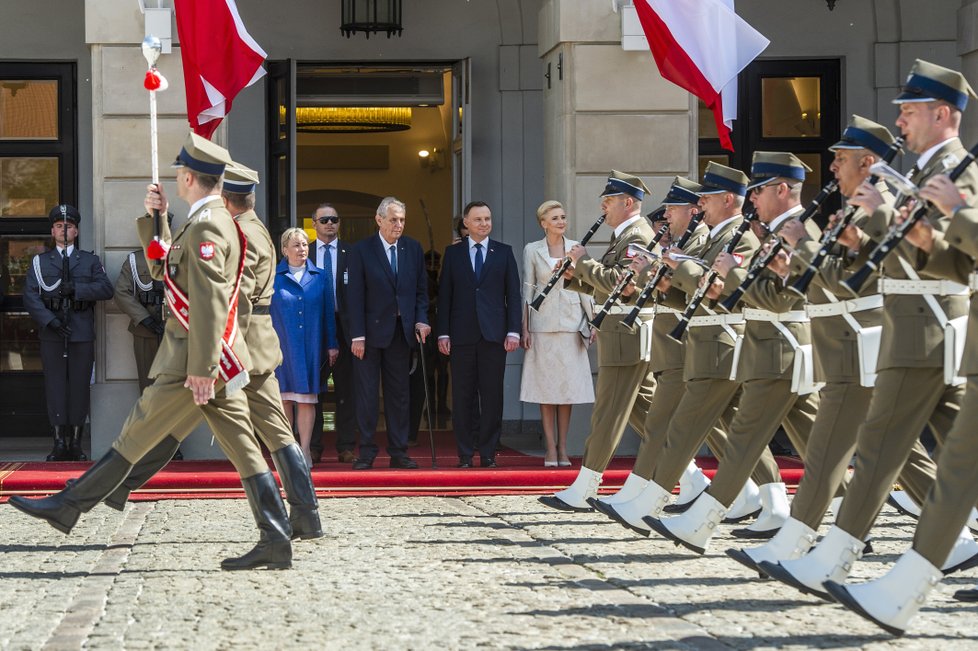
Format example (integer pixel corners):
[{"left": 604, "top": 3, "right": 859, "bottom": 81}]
[{"left": 265, "top": 59, "right": 296, "bottom": 247}]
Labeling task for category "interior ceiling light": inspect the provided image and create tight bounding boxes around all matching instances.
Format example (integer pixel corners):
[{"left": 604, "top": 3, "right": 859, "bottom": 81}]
[{"left": 288, "top": 106, "right": 412, "bottom": 133}]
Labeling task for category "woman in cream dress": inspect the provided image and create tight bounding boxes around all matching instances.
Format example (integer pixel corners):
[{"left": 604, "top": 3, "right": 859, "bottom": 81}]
[{"left": 520, "top": 200, "right": 596, "bottom": 466}]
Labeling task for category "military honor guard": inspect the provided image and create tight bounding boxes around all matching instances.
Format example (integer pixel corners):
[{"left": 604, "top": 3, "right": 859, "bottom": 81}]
[
  {"left": 11, "top": 134, "right": 295, "bottom": 570},
  {"left": 24, "top": 205, "right": 114, "bottom": 461},
  {"left": 539, "top": 170, "right": 662, "bottom": 511}
]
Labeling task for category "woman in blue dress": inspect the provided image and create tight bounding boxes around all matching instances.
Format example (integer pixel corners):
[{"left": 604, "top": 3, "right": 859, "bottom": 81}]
[{"left": 271, "top": 227, "right": 338, "bottom": 466}]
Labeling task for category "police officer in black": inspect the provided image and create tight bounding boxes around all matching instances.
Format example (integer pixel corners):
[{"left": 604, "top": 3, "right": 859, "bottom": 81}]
[{"left": 24, "top": 205, "right": 114, "bottom": 461}]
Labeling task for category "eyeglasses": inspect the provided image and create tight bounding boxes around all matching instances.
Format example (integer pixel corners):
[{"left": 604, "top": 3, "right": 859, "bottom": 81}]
[{"left": 315, "top": 216, "right": 339, "bottom": 224}]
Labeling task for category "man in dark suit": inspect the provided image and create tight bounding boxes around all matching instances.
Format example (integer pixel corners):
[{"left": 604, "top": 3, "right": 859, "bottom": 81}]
[
  {"left": 437, "top": 201, "right": 522, "bottom": 468},
  {"left": 309, "top": 203, "right": 357, "bottom": 464},
  {"left": 347, "top": 197, "right": 431, "bottom": 469}
]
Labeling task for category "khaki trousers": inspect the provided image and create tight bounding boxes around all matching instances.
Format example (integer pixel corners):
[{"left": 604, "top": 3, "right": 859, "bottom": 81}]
[
  {"left": 913, "top": 376, "right": 978, "bottom": 566},
  {"left": 581, "top": 361, "right": 656, "bottom": 473},
  {"left": 836, "top": 366, "right": 964, "bottom": 540},
  {"left": 633, "top": 368, "right": 779, "bottom": 486},
  {"left": 789, "top": 381, "right": 937, "bottom": 528},
  {"left": 112, "top": 373, "right": 268, "bottom": 478},
  {"left": 707, "top": 378, "right": 820, "bottom": 506}
]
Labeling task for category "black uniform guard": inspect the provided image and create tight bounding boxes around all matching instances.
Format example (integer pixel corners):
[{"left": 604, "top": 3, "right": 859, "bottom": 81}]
[{"left": 23, "top": 205, "right": 114, "bottom": 461}]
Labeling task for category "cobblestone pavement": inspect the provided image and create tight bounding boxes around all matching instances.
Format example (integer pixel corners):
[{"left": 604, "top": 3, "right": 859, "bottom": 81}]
[{"left": 1, "top": 495, "right": 977, "bottom": 650}]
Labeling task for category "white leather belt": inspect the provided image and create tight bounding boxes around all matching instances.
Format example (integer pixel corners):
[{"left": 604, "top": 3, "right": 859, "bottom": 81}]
[
  {"left": 654, "top": 305, "right": 682, "bottom": 315},
  {"left": 970, "top": 272, "right": 978, "bottom": 291},
  {"left": 806, "top": 294, "right": 884, "bottom": 318},
  {"left": 877, "top": 278, "right": 969, "bottom": 296},
  {"left": 742, "top": 308, "right": 809, "bottom": 323},
  {"left": 688, "top": 313, "right": 745, "bottom": 327},
  {"left": 607, "top": 305, "right": 656, "bottom": 316}
]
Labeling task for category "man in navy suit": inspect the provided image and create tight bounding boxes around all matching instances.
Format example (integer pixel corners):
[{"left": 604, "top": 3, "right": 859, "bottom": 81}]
[
  {"left": 347, "top": 197, "right": 431, "bottom": 469},
  {"left": 437, "top": 201, "right": 522, "bottom": 467}
]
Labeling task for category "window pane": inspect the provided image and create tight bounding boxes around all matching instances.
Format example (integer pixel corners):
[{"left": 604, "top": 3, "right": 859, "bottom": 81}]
[
  {"left": 698, "top": 100, "right": 719, "bottom": 140},
  {"left": 0, "top": 157, "right": 59, "bottom": 217},
  {"left": 0, "top": 312, "right": 42, "bottom": 372},
  {"left": 0, "top": 80, "right": 58, "bottom": 140},
  {"left": 2, "top": 235, "right": 48, "bottom": 296},
  {"left": 761, "top": 77, "right": 821, "bottom": 138}
]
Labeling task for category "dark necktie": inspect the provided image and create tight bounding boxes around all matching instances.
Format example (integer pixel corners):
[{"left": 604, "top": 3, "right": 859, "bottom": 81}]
[
  {"left": 474, "top": 242, "right": 484, "bottom": 278},
  {"left": 389, "top": 244, "right": 398, "bottom": 277},
  {"left": 322, "top": 243, "right": 335, "bottom": 304}
]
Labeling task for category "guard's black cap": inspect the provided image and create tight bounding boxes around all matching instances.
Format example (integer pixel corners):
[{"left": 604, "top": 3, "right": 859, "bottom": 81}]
[{"left": 48, "top": 204, "right": 81, "bottom": 227}]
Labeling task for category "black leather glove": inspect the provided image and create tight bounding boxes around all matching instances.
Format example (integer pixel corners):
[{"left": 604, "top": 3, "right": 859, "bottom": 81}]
[
  {"left": 59, "top": 280, "right": 75, "bottom": 298},
  {"left": 140, "top": 316, "right": 165, "bottom": 337},
  {"left": 48, "top": 318, "right": 72, "bottom": 338}
]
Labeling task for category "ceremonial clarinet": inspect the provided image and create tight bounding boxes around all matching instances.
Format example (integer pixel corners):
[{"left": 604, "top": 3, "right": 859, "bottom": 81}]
[
  {"left": 622, "top": 212, "right": 704, "bottom": 330},
  {"left": 718, "top": 179, "right": 838, "bottom": 313},
  {"left": 667, "top": 208, "right": 759, "bottom": 342},
  {"left": 788, "top": 137, "right": 904, "bottom": 298},
  {"left": 841, "top": 140, "right": 978, "bottom": 296},
  {"left": 590, "top": 223, "right": 669, "bottom": 329},
  {"left": 528, "top": 214, "right": 606, "bottom": 311}
]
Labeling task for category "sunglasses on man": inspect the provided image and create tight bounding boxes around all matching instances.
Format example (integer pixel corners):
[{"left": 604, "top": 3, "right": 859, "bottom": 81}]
[{"left": 315, "top": 216, "right": 339, "bottom": 224}]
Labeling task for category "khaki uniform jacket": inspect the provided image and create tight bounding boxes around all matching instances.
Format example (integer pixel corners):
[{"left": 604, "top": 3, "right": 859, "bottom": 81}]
[
  {"left": 136, "top": 197, "right": 251, "bottom": 379},
  {"left": 859, "top": 138, "right": 977, "bottom": 371},
  {"left": 114, "top": 250, "right": 164, "bottom": 340},
  {"left": 522, "top": 237, "right": 595, "bottom": 333},
  {"left": 788, "top": 191, "right": 887, "bottom": 382},
  {"left": 725, "top": 211, "right": 820, "bottom": 382},
  {"left": 566, "top": 215, "right": 658, "bottom": 367},
  {"left": 645, "top": 222, "right": 710, "bottom": 374},
  {"left": 672, "top": 216, "right": 760, "bottom": 380},
  {"left": 234, "top": 210, "right": 284, "bottom": 375}
]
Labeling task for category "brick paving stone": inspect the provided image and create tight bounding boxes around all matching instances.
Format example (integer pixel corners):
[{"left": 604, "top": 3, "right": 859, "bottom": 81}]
[{"left": 1, "top": 495, "right": 977, "bottom": 650}]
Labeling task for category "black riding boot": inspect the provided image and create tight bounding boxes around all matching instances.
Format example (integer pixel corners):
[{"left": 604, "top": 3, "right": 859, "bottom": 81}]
[
  {"left": 271, "top": 443, "right": 323, "bottom": 540},
  {"left": 9, "top": 450, "right": 133, "bottom": 534},
  {"left": 46, "top": 426, "right": 69, "bottom": 462},
  {"left": 221, "top": 471, "right": 293, "bottom": 570},
  {"left": 68, "top": 425, "right": 88, "bottom": 462},
  {"left": 103, "top": 435, "right": 182, "bottom": 511}
]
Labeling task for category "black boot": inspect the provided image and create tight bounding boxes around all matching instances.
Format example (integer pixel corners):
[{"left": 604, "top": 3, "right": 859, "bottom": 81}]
[
  {"left": 221, "top": 471, "right": 293, "bottom": 570},
  {"left": 103, "top": 436, "right": 182, "bottom": 511},
  {"left": 46, "top": 426, "right": 70, "bottom": 462},
  {"left": 9, "top": 450, "right": 133, "bottom": 534},
  {"left": 271, "top": 444, "right": 323, "bottom": 540},
  {"left": 68, "top": 425, "right": 88, "bottom": 462}
]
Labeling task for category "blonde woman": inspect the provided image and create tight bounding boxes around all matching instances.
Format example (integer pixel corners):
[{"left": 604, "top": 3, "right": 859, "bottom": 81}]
[{"left": 520, "top": 201, "right": 596, "bottom": 466}]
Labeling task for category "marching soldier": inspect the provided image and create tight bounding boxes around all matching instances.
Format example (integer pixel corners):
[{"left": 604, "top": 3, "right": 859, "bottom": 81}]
[
  {"left": 23, "top": 205, "right": 114, "bottom": 461},
  {"left": 596, "top": 163, "right": 769, "bottom": 533},
  {"left": 729, "top": 117, "right": 941, "bottom": 573},
  {"left": 539, "top": 171, "right": 660, "bottom": 511},
  {"left": 11, "top": 134, "right": 295, "bottom": 570},
  {"left": 764, "top": 59, "right": 978, "bottom": 598}
]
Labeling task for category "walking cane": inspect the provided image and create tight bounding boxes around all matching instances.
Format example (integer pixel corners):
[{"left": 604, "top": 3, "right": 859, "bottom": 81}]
[
  {"left": 416, "top": 330, "right": 437, "bottom": 468},
  {"left": 141, "top": 36, "right": 169, "bottom": 263}
]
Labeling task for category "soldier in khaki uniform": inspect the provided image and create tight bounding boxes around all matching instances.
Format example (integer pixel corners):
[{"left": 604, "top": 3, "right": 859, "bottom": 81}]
[
  {"left": 729, "top": 118, "right": 939, "bottom": 573},
  {"left": 593, "top": 177, "right": 775, "bottom": 528},
  {"left": 10, "top": 134, "right": 294, "bottom": 571},
  {"left": 102, "top": 162, "right": 322, "bottom": 540},
  {"left": 539, "top": 171, "right": 660, "bottom": 511},
  {"left": 598, "top": 164, "right": 769, "bottom": 532},
  {"left": 648, "top": 153, "right": 825, "bottom": 553},
  {"left": 764, "top": 60, "right": 978, "bottom": 600}
]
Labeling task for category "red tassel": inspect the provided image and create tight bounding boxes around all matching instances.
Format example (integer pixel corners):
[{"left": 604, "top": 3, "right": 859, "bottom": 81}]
[
  {"left": 144, "top": 70, "right": 162, "bottom": 91},
  {"left": 147, "top": 237, "right": 168, "bottom": 260}
]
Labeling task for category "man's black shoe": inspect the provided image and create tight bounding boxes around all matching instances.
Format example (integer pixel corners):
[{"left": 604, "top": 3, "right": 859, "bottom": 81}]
[
  {"left": 457, "top": 457, "right": 472, "bottom": 468},
  {"left": 352, "top": 458, "right": 373, "bottom": 470},
  {"left": 480, "top": 457, "right": 497, "bottom": 468},
  {"left": 389, "top": 456, "right": 419, "bottom": 469}
]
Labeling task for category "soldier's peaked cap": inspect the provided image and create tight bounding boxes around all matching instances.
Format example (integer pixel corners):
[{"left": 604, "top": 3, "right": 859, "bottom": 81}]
[
  {"left": 830, "top": 115, "right": 898, "bottom": 159},
  {"left": 48, "top": 204, "right": 81, "bottom": 227},
  {"left": 747, "top": 151, "right": 812, "bottom": 190},
  {"left": 894, "top": 59, "right": 977, "bottom": 112},
  {"left": 171, "top": 132, "right": 232, "bottom": 176},
  {"left": 223, "top": 161, "right": 260, "bottom": 193},
  {"left": 600, "top": 170, "right": 649, "bottom": 200},
  {"left": 661, "top": 176, "right": 703, "bottom": 205},
  {"left": 698, "top": 162, "right": 749, "bottom": 196}
]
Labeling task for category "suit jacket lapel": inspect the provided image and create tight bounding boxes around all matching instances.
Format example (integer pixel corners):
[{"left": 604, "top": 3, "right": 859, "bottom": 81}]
[{"left": 373, "top": 236, "right": 396, "bottom": 286}]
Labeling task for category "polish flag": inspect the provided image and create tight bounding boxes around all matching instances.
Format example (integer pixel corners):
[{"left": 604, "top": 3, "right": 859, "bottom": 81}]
[
  {"left": 174, "top": 0, "right": 268, "bottom": 139},
  {"left": 633, "top": 0, "right": 769, "bottom": 151}
]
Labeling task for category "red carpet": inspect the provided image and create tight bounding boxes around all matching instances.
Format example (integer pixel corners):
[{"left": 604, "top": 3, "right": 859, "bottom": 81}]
[{"left": 0, "top": 431, "right": 805, "bottom": 501}]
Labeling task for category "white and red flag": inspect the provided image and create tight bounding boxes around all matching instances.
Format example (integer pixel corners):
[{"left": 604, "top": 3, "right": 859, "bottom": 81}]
[
  {"left": 173, "top": 0, "right": 267, "bottom": 139},
  {"left": 633, "top": 0, "right": 769, "bottom": 151}
]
